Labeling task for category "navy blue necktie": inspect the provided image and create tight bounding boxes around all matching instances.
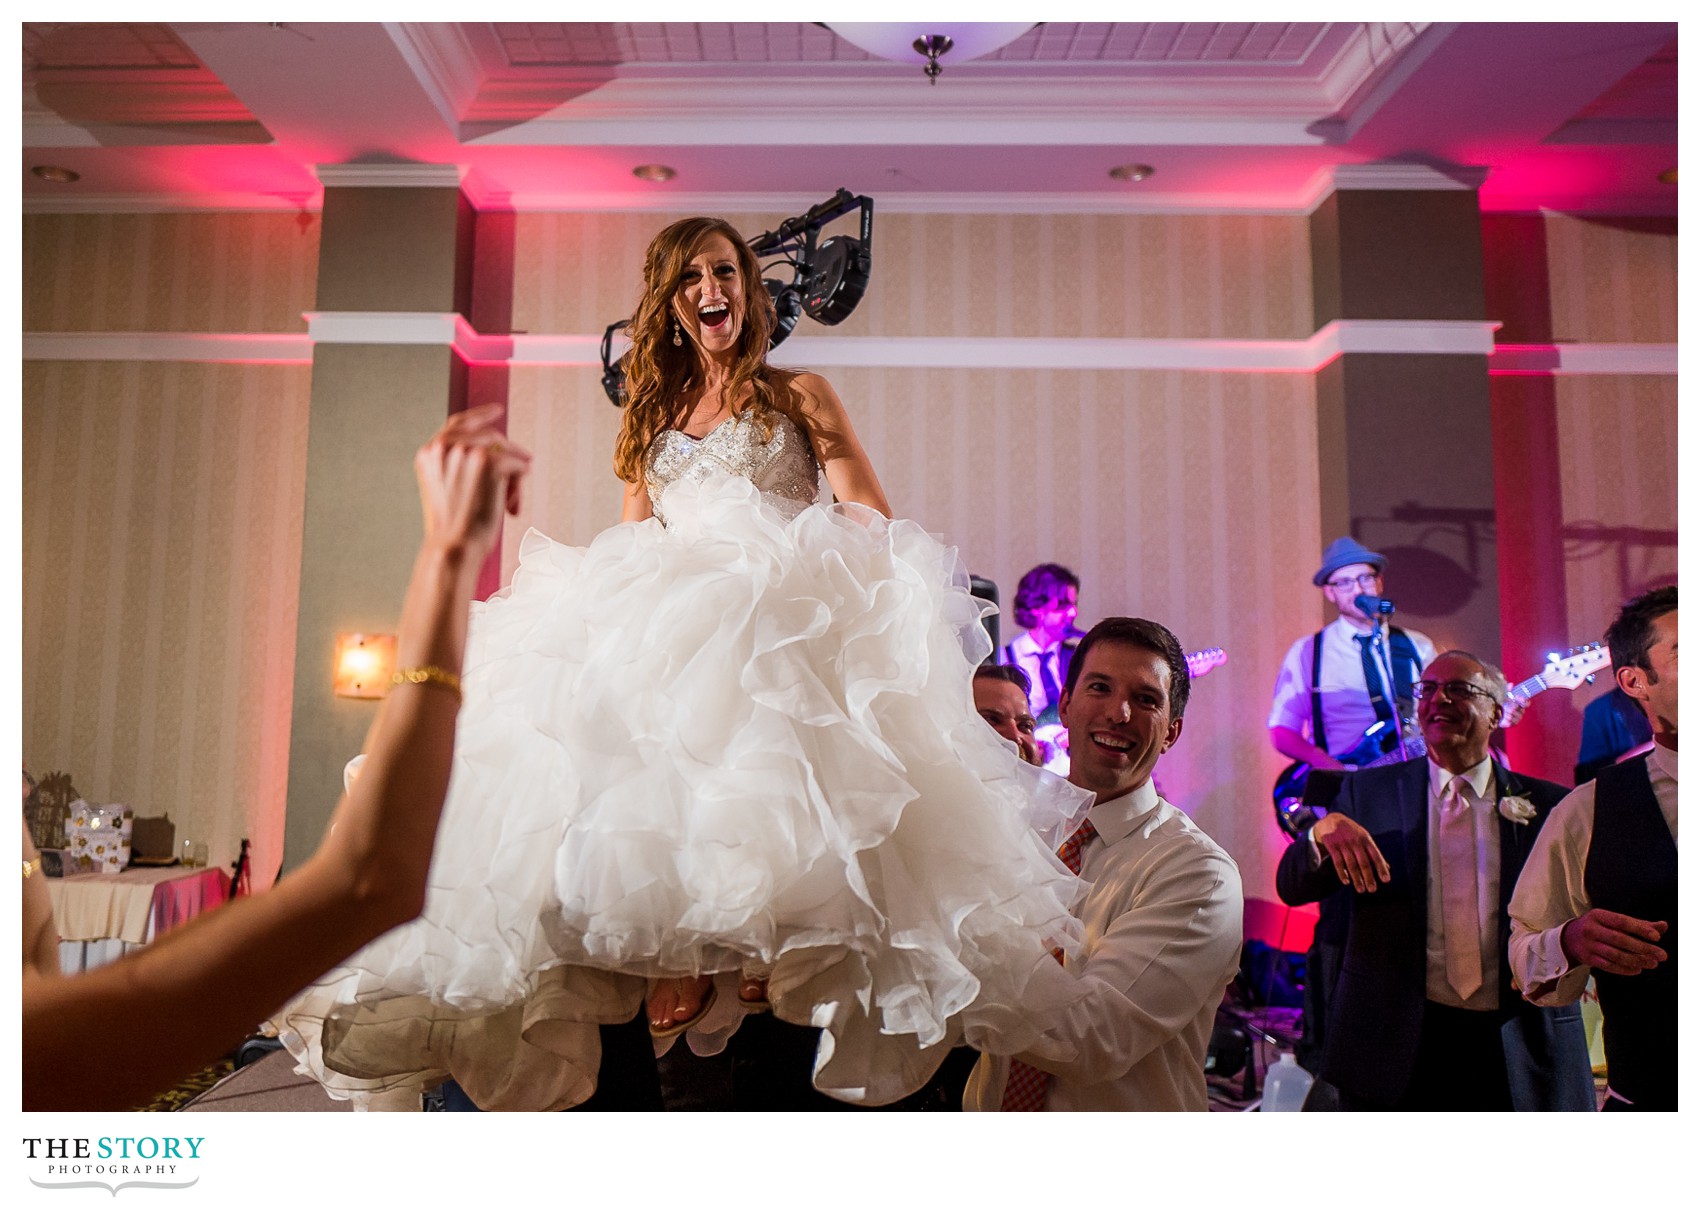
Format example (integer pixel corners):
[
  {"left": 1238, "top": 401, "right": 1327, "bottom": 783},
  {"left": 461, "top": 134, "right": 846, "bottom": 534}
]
[{"left": 1357, "top": 632, "right": 1396, "bottom": 727}]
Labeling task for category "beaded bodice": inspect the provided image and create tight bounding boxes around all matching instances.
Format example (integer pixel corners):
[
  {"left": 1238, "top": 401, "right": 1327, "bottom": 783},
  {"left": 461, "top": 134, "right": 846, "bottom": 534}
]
[{"left": 643, "top": 410, "right": 821, "bottom": 525}]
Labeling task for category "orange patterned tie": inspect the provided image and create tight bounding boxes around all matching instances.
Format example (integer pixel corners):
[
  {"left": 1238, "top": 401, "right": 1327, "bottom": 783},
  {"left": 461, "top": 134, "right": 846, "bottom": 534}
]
[{"left": 999, "top": 819, "right": 1098, "bottom": 1111}]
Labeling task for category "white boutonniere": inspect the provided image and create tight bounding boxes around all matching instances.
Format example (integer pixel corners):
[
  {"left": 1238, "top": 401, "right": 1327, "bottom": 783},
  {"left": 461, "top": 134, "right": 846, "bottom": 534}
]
[{"left": 1498, "top": 795, "right": 1537, "bottom": 825}]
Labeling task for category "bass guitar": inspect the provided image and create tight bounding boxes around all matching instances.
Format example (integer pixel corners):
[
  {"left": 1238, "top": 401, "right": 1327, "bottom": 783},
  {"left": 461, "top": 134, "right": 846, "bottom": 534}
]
[{"left": 1271, "top": 642, "right": 1610, "bottom": 838}]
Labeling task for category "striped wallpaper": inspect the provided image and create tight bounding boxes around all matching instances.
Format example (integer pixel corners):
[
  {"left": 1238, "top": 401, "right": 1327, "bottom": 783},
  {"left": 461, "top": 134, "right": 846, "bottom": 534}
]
[
  {"left": 1555, "top": 375, "right": 1680, "bottom": 645},
  {"left": 23, "top": 212, "right": 320, "bottom": 334},
  {"left": 21, "top": 361, "right": 312, "bottom": 891},
  {"left": 507, "top": 211, "right": 1316, "bottom": 341},
  {"left": 1542, "top": 213, "right": 1678, "bottom": 345}
]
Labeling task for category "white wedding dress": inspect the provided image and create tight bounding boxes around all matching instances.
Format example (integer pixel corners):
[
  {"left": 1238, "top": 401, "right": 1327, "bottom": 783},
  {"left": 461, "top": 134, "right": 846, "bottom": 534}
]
[{"left": 276, "top": 410, "right": 1089, "bottom": 1109}]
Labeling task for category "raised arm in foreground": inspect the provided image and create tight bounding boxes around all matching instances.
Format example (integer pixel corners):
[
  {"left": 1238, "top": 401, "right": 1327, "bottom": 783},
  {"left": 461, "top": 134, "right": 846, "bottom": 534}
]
[{"left": 22, "top": 403, "right": 532, "bottom": 1112}]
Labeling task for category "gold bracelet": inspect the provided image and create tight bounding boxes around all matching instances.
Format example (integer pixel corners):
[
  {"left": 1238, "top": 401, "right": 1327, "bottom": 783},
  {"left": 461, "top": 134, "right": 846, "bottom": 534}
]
[
  {"left": 23, "top": 857, "right": 41, "bottom": 879},
  {"left": 390, "top": 665, "right": 462, "bottom": 701}
]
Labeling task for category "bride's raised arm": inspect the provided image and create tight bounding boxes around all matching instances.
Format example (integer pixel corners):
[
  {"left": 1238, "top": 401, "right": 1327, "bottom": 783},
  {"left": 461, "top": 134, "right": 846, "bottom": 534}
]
[{"left": 791, "top": 372, "right": 891, "bottom": 518}]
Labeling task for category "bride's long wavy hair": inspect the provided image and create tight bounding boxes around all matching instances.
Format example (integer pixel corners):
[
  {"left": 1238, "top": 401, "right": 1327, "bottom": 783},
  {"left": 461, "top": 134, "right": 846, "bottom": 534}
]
[{"left": 613, "top": 217, "right": 785, "bottom": 483}]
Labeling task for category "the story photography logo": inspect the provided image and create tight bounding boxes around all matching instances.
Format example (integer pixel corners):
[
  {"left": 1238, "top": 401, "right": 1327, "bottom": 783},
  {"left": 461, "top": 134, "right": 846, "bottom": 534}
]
[{"left": 22, "top": 1133, "right": 204, "bottom": 1196}]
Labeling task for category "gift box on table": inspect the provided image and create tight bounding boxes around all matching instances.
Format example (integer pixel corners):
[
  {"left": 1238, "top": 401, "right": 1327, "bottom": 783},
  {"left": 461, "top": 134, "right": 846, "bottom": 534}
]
[{"left": 64, "top": 800, "right": 133, "bottom": 874}]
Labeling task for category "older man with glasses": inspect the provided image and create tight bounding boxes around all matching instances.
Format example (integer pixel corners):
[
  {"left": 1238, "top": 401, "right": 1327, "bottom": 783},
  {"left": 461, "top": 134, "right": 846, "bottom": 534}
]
[{"left": 1274, "top": 650, "right": 1593, "bottom": 1111}]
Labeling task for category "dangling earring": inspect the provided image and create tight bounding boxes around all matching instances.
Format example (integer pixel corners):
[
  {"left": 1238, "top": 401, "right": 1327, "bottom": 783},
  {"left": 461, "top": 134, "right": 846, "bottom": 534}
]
[{"left": 672, "top": 320, "right": 683, "bottom": 347}]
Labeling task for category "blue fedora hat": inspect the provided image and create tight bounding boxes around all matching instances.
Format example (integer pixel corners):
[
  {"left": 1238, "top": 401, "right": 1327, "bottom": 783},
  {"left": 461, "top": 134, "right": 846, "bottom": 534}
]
[{"left": 1313, "top": 535, "right": 1388, "bottom": 586}]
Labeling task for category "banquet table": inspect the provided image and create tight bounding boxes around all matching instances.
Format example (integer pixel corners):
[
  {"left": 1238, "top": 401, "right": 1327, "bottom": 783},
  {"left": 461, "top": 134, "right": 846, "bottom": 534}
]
[{"left": 48, "top": 864, "right": 232, "bottom": 973}]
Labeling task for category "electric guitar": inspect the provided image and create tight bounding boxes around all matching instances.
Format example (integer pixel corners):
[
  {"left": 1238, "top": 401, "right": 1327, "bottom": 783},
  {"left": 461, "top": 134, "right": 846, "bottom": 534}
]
[
  {"left": 1034, "top": 646, "right": 1228, "bottom": 765},
  {"left": 1271, "top": 642, "right": 1611, "bottom": 838}
]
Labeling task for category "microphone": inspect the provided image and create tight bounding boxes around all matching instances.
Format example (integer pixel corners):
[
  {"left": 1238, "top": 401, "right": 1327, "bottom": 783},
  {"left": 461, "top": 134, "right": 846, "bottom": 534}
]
[{"left": 1355, "top": 593, "right": 1395, "bottom": 619}]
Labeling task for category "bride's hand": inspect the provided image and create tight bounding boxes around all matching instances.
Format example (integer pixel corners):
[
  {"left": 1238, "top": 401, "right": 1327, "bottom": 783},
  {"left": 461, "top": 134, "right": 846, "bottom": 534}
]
[{"left": 415, "top": 403, "right": 533, "bottom": 562}]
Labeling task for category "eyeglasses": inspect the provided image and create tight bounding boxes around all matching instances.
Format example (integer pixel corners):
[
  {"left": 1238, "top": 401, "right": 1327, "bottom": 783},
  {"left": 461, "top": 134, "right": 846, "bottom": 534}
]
[
  {"left": 1414, "top": 679, "right": 1501, "bottom": 706},
  {"left": 1326, "top": 573, "right": 1381, "bottom": 591}
]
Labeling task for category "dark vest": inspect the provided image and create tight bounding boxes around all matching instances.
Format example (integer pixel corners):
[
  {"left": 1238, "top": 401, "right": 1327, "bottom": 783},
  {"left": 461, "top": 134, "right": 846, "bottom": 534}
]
[{"left": 1585, "top": 756, "right": 1678, "bottom": 1110}]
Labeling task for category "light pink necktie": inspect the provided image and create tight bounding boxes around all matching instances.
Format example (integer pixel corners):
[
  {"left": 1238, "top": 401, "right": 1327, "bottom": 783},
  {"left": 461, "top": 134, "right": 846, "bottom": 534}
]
[{"left": 1437, "top": 776, "right": 1483, "bottom": 1000}]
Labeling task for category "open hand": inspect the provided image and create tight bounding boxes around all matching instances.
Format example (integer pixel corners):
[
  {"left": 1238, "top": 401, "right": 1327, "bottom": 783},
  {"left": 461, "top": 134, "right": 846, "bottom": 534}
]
[
  {"left": 1560, "top": 908, "right": 1667, "bottom": 977},
  {"left": 1313, "top": 812, "right": 1391, "bottom": 893},
  {"left": 415, "top": 403, "right": 532, "bottom": 563}
]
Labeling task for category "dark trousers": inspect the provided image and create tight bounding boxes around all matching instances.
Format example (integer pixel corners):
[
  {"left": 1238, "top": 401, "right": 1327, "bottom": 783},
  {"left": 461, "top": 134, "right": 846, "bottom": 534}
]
[{"left": 1334, "top": 1001, "right": 1511, "bottom": 1112}]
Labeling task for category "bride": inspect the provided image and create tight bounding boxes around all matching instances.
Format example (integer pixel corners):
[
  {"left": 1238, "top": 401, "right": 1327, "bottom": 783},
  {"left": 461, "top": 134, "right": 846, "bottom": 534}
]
[{"left": 277, "top": 216, "right": 1089, "bottom": 1109}]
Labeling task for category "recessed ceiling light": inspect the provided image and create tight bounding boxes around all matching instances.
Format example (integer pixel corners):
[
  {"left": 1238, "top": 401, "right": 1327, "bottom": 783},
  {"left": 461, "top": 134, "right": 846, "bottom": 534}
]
[
  {"left": 1657, "top": 168, "right": 1677, "bottom": 185},
  {"left": 1108, "top": 163, "right": 1155, "bottom": 183},
  {"left": 632, "top": 164, "right": 677, "bottom": 182},
  {"left": 32, "top": 165, "right": 80, "bottom": 184}
]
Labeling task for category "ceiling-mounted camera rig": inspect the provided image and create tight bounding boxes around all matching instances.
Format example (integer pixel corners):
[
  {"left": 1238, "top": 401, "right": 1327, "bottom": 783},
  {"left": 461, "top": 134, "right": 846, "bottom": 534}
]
[{"left": 600, "top": 188, "right": 874, "bottom": 406}]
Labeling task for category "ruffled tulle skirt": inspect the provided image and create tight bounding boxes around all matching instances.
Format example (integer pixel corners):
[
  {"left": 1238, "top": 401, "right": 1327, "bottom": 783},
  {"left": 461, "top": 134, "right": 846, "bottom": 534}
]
[{"left": 276, "top": 474, "right": 1090, "bottom": 1108}]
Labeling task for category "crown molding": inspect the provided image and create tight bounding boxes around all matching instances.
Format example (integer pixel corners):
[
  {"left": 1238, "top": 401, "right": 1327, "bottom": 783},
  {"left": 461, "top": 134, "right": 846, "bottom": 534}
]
[
  {"left": 384, "top": 22, "right": 487, "bottom": 134},
  {"left": 1300, "top": 161, "right": 1491, "bottom": 211},
  {"left": 1314, "top": 22, "right": 1430, "bottom": 109},
  {"left": 461, "top": 69, "right": 1342, "bottom": 148},
  {"left": 315, "top": 163, "right": 466, "bottom": 189}
]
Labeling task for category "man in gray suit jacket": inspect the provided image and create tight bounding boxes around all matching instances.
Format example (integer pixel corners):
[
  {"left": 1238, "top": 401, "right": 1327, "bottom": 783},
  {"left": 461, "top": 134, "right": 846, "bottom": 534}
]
[{"left": 1276, "top": 650, "right": 1593, "bottom": 1111}]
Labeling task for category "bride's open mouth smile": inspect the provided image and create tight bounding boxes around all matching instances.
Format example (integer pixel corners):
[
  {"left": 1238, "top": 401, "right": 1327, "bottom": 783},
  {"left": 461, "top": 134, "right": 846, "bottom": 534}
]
[{"left": 699, "top": 304, "right": 730, "bottom": 330}]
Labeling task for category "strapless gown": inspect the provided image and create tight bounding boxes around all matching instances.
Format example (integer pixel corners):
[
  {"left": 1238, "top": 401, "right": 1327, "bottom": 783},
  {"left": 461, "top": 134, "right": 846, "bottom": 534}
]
[{"left": 275, "top": 411, "right": 1090, "bottom": 1109}]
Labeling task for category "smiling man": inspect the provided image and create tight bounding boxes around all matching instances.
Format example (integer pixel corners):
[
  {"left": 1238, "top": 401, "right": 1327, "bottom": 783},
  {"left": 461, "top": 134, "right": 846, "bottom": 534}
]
[
  {"left": 965, "top": 617, "right": 1244, "bottom": 1111},
  {"left": 1276, "top": 650, "right": 1593, "bottom": 1111}
]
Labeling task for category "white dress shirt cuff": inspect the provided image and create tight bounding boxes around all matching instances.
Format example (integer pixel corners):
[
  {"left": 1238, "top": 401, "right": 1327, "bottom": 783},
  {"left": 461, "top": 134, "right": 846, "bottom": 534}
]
[{"left": 1510, "top": 922, "right": 1587, "bottom": 1004}]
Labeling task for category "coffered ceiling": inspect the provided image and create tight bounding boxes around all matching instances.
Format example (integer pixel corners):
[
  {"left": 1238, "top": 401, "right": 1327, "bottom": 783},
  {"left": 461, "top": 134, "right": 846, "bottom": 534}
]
[{"left": 21, "top": 20, "right": 1679, "bottom": 214}]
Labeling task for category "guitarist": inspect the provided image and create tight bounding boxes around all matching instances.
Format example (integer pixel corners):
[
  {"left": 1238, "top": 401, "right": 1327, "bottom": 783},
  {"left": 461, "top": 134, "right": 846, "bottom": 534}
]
[
  {"left": 1267, "top": 537, "right": 1435, "bottom": 780},
  {"left": 1266, "top": 536, "right": 1434, "bottom": 1092},
  {"left": 998, "top": 563, "right": 1085, "bottom": 739}
]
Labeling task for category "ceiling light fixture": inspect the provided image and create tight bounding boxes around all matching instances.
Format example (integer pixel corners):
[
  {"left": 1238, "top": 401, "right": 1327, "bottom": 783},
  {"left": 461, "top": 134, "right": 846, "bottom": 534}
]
[
  {"left": 825, "top": 23, "right": 1034, "bottom": 83},
  {"left": 1658, "top": 168, "right": 1677, "bottom": 185},
  {"left": 32, "top": 165, "right": 80, "bottom": 184},
  {"left": 632, "top": 164, "right": 677, "bottom": 182},
  {"left": 1109, "top": 164, "right": 1155, "bottom": 182}
]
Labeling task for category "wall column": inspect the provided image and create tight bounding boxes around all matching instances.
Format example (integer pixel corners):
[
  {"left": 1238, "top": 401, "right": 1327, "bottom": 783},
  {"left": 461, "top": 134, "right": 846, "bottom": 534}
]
[
  {"left": 281, "top": 170, "right": 479, "bottom": 873},
  {"left": 1309, "top": 181, "right": 1501, "bottom": 662}
]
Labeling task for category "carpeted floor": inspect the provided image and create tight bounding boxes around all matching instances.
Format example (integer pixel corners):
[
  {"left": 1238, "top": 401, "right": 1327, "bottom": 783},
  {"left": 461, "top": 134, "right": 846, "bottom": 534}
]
[{"left": 135, "top": 1057, "right": 235, "bottom": 1112}]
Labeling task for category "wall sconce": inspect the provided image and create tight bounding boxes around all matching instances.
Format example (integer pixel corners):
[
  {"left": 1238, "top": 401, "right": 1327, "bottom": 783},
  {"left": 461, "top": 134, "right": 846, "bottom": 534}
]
[{"left": 334, "top": 632, "right": 397, "bottom": 698}]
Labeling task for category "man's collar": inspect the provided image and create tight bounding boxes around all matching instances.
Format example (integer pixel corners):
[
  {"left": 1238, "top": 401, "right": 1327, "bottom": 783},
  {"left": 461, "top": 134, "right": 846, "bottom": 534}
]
[
  {"left": 1010, "top": 631, "right": 1044, "bottom": 657},
  {"left": 1077, "top": 778, "right": 1162, "bottom": 845},
  {"left": 1427, "top": 754, "right": 1495, "bottom": 801},
  {"left": 1327, "top": 615, "right": 1377, "bottom": 640},
  {"left": 1651, "top": 741, "right": 1678, "bottom": 783}
]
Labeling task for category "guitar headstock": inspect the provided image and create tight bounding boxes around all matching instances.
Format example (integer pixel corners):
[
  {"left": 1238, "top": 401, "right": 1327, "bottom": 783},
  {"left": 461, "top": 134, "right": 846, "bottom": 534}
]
[
  {"left": 1539, "top": 642, "right": 1611, "bottom": 690},
  {"left": 1185, "top": 647, "right": 1227, "bottom": 679}
]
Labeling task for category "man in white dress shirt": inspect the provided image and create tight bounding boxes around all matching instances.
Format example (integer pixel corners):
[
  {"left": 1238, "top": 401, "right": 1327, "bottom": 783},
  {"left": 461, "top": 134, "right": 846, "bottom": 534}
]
[
  {"left": 1268, "top": 536, "right": 1437, "bottom": 774},
  {"left": 965, "top": 617, "right": 1244, "bottom": 1111},
  {"left": 1509, "top": 584, "right": 1677, "bottom": 1111}
]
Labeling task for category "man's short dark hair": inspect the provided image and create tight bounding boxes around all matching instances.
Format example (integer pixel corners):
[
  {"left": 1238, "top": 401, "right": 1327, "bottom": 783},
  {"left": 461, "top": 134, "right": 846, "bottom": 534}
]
[
  {"left": 1062, "top": 617, "right": 1191, "bottom": 720},
  {"left": 1605, "top": 584, "right": 1677, "bottom": 679},
  {"left": 974, "top": 662, "right": 1032, "bottom": 698},
  {"left": 1013, "top": 563, "right": 1080, "bottom": 629}
]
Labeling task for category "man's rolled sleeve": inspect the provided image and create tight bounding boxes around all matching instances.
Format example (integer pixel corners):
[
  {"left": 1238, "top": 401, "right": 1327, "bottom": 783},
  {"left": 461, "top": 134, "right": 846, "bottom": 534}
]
[
  {"left": 996, "top": 852, "right": 1243, "bottom": 1084},
  {"left": 1508, "top": 784, "right": 1596, "bottom": 1005}
]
